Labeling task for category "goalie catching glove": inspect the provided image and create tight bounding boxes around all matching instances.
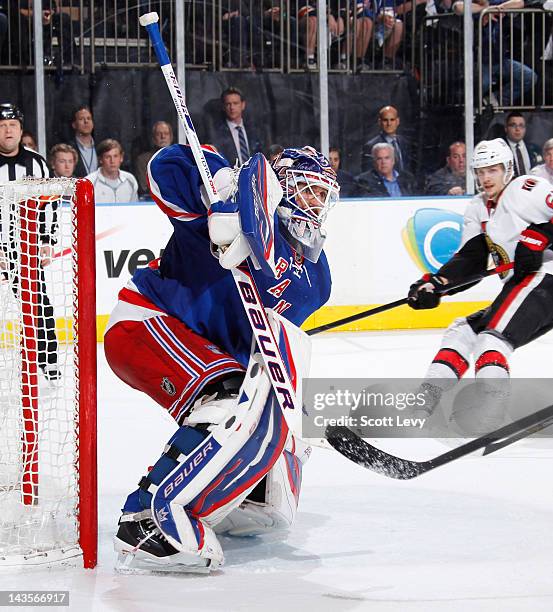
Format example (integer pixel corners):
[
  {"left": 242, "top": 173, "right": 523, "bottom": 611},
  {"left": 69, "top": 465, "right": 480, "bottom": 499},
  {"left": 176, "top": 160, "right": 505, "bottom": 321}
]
[
  {"left": 513, "top": 222, "right": 553, "bottom": 281},
  {"left": 407, "top": 273, "right": 448, "bottom": 310}
]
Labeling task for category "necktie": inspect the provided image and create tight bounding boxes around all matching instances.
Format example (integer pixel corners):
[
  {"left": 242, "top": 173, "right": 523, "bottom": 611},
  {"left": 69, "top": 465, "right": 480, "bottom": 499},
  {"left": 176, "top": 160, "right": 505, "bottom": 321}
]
[
  {"left": 515, "top": 143, "right": 526, "bottom": 177},
  {"left": 392, "top": 138, "right": 403, "bottom": 172},
  {"left": 236, "top": 125, "right": 249, "bottom": 164}
]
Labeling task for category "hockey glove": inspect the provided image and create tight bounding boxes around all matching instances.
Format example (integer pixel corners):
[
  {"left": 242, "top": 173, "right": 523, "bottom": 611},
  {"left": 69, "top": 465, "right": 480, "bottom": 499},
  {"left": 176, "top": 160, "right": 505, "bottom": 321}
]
[
  {"left": 513, "top": 222, "right": 553, "bottom": 281},
  {"left": 208, "top": 198, "right": 252, "bottom": 270},
  {"left": 407, "top": 274, "right": 447, "bottom": 310}
]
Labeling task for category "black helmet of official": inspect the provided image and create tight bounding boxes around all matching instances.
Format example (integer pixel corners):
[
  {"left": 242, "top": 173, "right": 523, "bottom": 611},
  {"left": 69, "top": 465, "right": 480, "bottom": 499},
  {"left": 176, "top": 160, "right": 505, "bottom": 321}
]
[{"left": 0, "top": 104, "right": 24, "bottom": 125}]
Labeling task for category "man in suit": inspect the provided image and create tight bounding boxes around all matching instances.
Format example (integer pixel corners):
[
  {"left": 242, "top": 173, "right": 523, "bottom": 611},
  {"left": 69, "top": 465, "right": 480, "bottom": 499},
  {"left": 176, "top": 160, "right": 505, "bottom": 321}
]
[
  {"left": 425, "top": 141, "right": 466, "bottom": 196},
  {"left": 69, "top": 105, "right": 98, "bottom": 178},
  {"left": 134, "top": 121, "right": 174, "bottom": 195},
  {"left": 503, "top": 111, "right": 542, "bottom": 177},
  {"left": 361, "top": 105, "right": 411, "bottom": 173},
  {"left": 356, "top": 142, "right": 416, "bottom": 197},
  {"left": 209, "top": 87, "right": 262, "bottom": 167}
]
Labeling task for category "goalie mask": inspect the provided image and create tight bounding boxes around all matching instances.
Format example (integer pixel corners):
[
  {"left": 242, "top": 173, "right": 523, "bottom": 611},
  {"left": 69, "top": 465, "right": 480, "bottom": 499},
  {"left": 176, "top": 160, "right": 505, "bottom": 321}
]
[
  {"left": 271, "top": 146, "right": 340, "bottom": 263},
  {"left": 472, "top": 138, "right": 514, "bottom": 190}
]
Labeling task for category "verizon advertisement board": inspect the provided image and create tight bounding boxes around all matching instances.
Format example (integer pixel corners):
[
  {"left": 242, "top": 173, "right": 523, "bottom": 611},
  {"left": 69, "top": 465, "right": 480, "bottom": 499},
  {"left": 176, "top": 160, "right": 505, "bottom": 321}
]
[{"left": 78, "top": 196, "right": 500, "bottom": 318}]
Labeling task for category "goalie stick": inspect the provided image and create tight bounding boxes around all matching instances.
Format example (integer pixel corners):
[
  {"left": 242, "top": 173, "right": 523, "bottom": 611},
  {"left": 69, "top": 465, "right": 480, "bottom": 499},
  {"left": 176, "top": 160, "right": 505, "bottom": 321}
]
[
  {"left": 325, "top": 403, "right": 553, "bottom": 479},
  {"left": 140, "top": 12, "right": 302, "bottom": 434}
]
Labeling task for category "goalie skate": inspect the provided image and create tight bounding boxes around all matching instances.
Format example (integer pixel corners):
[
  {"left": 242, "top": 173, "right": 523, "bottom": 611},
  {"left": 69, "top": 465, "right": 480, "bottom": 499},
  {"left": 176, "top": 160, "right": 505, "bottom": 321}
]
[{"left": 114, "top": 511, "right": 215, "bottom": 574}]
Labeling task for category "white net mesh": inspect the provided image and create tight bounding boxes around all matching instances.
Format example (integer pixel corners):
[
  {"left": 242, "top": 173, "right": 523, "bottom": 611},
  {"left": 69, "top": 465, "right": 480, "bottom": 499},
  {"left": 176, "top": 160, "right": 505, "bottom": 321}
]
[{"left": 0, "top": 178, "right": 83, "bottom": 566}]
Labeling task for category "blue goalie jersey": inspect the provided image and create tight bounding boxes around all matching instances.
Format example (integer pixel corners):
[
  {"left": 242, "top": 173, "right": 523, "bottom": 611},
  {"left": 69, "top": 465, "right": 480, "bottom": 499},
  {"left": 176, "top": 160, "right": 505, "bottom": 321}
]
[{"left": 130, "top": 144, "right": 332, "bottom": 367}]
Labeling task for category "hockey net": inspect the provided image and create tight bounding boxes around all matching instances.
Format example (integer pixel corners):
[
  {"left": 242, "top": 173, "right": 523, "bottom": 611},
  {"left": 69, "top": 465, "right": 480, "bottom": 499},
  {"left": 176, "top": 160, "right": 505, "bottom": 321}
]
[{"left": 0, "top": 178, "right": 96, "bottom": 569}]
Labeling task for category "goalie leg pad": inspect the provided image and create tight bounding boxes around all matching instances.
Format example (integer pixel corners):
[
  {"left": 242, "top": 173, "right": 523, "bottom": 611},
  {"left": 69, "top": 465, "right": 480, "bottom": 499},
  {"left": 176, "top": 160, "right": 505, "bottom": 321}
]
[
  {"left": 214, "top": 435, "right": 311, "bottom": 537},
  {"left": 136, "top": 357, "right": 288, "bottom": 565}
]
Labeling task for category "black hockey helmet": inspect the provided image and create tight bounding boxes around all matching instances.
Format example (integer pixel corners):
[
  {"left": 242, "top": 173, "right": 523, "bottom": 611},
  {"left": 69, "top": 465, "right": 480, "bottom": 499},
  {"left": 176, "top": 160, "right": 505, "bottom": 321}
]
[{"left": 0, "top": 103, "right": 24, "bottom": 125}]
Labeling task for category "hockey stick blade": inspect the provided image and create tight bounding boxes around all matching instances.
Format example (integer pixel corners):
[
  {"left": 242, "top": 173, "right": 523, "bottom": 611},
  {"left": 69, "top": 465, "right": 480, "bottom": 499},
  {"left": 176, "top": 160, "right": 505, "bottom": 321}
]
[{"left": 325, "top": 403, "right": 553, "bottom": 480}]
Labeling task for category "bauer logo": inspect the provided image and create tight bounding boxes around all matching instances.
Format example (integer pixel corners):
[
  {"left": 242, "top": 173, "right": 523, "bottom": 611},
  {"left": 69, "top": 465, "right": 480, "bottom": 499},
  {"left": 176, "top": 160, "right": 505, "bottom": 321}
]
[{"left": 402, "top": 208, "right": 463, "bottom": 273}]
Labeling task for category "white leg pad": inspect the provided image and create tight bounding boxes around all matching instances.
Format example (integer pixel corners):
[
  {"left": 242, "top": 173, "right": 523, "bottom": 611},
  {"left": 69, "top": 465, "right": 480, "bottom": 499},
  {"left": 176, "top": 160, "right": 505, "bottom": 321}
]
[{"left": 214, "top": 435, "right": 311, "bottom": 537}]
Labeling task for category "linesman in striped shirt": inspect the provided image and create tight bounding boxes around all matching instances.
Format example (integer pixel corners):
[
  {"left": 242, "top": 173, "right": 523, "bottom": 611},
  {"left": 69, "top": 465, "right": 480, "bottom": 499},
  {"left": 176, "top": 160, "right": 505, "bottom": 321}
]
[{"left": 0, "top": 103, "right": 60, "bottom": 380}]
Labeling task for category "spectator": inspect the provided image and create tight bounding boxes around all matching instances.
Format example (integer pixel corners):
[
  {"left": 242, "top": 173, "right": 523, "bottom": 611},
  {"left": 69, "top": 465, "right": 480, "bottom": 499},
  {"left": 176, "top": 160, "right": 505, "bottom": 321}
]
[
  {"left": 453, "top": 0, "right": 536, "bottom": 106},
  {"left": 298, "top": 1, "right": 374, "bottom": 71},
  {"left": 134, "top": 121, "right": 174, "bottom": 195},
  {"left": 0, "top": 103, "right": 60, "bottom": 380},
  {"left": 326, "top": 2, "right": 350, "bottom": 69},
  {"left": 221, "top": 1, "right": 251, "bottom": 68},
  {"left": 530, "top": 138, "right": 553, "bottom": 184},
  {"left": 367, "top": 1, "right": 405, "bottom": 69},
  {"left": 208, "top": 87, "right": 262, "bottom": 167},
  {"left": 267, "top": 144, "right": 284, "bottom": 162},
  {"left": 356, "top": 142, "right": 415, "bottom": 196},
  {"left": 85, "top": 139, "right": 138, "bottom": 203},
  {"left": 298, "top": 3, "right": 318, "bottom": 69},
  {"left": 425, "top": 141, "right": 467, "bottom": 195},
  {"left": 329, "top": 146, "right": 361, "bottom": 196},
  {"left": 70, "top": 105, "right": 98, "bottom": 178},
  {"left": 21, "top": 130, "right": 38, "bottom": 151},
  {"left": 350, "top": 2, "right": 373, "bottom": 71},
  {"left": 249, "top": 2, "right": 299, "bottom": 70},
  {"left": 502, "top": 111, "right": 541, "bottom": 177},
  {"left": 0, "top": 5, "right": 7, "bottom": 58},
  {"left": 19, "top": 0, "right": 73, "bottom": 68},
  {"left": 48, "top": 143, "right": 78, "bottom": 178},
  {"left": 361, "top": 105, "right": 412, "bottom": 172},
  {"left": 296, "top": 2, "right": 341, "bottom": 69}
]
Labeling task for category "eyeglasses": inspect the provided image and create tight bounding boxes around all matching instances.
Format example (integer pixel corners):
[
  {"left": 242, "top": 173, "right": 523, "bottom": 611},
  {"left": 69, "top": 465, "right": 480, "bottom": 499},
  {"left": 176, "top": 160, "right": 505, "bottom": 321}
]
[{"left": 507, "top": 123, "right": 525, "bottom": 128}]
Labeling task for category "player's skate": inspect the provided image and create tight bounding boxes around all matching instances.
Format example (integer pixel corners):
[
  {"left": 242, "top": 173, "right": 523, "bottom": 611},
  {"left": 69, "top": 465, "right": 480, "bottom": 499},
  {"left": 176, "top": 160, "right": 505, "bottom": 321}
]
[
  {"left": 414, "top": 381, "right": 444, "bottom": 417},
  {"left": 114, "top": 510, "right": 216, "bottom": 574}
]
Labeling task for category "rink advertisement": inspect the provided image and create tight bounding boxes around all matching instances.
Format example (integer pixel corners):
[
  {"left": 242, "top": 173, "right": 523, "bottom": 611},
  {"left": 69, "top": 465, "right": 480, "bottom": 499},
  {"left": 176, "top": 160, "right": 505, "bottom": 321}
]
[
  {"left": 43, "top": 196, "right": 505, "bottom": 338},
  {"left": 302, "top": 378, "right": 553, "bottom": 439}
]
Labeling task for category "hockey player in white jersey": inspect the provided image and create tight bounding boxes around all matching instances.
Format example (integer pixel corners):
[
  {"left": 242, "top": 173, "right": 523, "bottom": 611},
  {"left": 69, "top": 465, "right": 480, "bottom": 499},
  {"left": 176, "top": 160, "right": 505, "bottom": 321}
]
[{"left": 407, "top": 138, "right": 553, "bottom": 425}]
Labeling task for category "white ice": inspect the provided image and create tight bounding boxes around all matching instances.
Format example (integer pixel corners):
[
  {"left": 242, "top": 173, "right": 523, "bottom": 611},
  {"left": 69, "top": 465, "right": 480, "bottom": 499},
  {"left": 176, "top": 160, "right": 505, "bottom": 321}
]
[{"left": 1, "top": 329, "right": 553, "bottom": 612}]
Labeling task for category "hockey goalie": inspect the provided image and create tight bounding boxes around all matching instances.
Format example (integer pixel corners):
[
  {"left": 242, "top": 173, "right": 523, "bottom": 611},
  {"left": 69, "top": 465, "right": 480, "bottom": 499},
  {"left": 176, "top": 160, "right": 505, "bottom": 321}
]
[{"left": 103, "top": 143, "right": 340, "bottom": 572}]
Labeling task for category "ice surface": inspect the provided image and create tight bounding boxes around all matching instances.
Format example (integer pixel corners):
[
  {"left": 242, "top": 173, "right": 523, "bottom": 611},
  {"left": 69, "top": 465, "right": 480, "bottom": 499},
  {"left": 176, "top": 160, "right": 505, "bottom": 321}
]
[{"left": 1, "top": 329, "right": 553, "bottom": 612}]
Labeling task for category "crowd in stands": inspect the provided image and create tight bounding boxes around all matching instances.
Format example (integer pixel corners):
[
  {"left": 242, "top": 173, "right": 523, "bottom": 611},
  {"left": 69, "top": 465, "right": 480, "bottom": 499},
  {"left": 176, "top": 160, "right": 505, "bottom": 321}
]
[
  {"left": 1, "top": 0, "right": 550, "bottom": 81},
  {"left": 3, "top": 91, "right": 552, "bottom": 203}
]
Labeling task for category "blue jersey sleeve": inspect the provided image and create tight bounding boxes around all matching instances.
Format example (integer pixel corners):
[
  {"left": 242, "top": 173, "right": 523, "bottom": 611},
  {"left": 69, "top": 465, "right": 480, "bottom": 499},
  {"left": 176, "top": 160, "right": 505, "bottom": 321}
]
[{"left": 147, "top": 144, "right": 230, "bottom": 221}]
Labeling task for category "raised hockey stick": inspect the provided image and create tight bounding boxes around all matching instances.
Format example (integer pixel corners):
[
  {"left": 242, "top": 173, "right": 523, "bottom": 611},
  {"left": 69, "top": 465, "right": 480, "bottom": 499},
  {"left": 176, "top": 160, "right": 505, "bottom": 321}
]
[
  {"left": 140, "top": 12, "right": 302, "bottom": 433},
  {"left": 326, "top": 403, "right": 553, "bottom": 479},
  {"left": 307, "top": 262, "right": 513, "bottom": 336}
]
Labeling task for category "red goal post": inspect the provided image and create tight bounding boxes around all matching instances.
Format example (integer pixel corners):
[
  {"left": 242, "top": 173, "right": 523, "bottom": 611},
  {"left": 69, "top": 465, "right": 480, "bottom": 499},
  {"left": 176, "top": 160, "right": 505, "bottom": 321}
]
[{"left": 0, "top": 177, "right": 97, "bottom": 569}]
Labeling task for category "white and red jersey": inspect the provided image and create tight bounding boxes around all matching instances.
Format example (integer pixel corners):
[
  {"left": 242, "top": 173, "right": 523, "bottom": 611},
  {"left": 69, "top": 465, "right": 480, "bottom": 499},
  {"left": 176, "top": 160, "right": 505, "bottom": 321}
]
[{"left": 460, "top": 175, "right": 553, "bottom": 280}]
